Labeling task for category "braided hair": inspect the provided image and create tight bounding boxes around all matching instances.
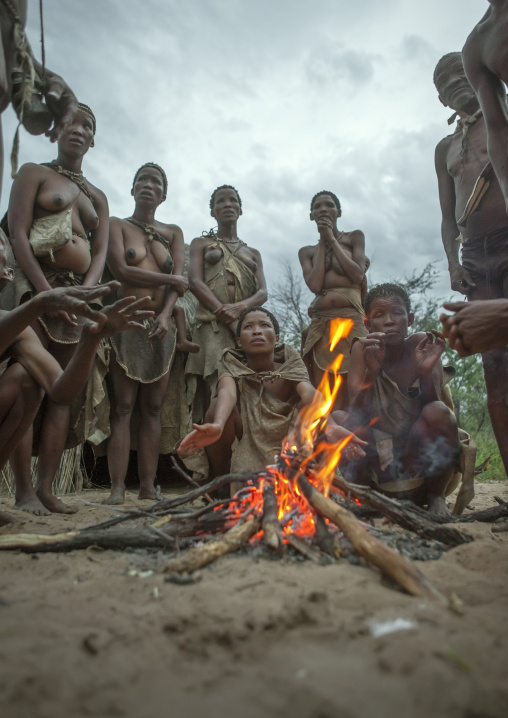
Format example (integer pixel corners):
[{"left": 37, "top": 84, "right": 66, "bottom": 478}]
[
  {"left": 132, "top": 163, "right": 168, "bottom": 201},
  {"left": 310, "top": 190, "right": 341, "bottom": 216},
  {"left": 364, "top": 283, "right": 411, "bottom": 315}
]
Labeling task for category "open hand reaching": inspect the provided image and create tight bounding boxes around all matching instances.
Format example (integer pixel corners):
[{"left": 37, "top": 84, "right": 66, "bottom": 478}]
[
  {"left": 415, "top": 330, "right": 446, "bottom": 376},
  {"left": 87, "top": 296, "right": 154, "bottom": 337},
  {"left": 177, "top": 423, "right": 223, "bottom": 457}
]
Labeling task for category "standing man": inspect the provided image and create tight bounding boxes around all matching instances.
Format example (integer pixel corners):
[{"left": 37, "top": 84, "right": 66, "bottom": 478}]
[{"left": 434, "top": 52, "right": 508, "bottom": 476}]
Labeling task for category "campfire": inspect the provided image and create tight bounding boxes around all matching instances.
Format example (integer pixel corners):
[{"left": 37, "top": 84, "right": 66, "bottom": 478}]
[
  {"left": 2, "top": 320, "right": 507, "bottom": 601},
  {"left": 201, "top": 319, "right": 356, "bottom": 544}
]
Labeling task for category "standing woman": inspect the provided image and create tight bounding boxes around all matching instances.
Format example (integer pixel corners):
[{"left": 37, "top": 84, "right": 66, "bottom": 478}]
[
  {"left": 104, "top": 163, "right": 190, "bottom": 505},
  {"left": 299, "top": 191, "right": 368, "bottom": 409},
  {"left": 3, "top": 103, "right": 108, "bottom": 514},
  {"left": 186, "top": 185, "right": 268, "bottom": 422}
]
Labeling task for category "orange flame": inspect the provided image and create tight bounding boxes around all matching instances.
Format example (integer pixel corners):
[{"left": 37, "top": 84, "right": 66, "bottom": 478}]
[
  {"left": 210, "top": 317, "right": 355, "bottom": 544},
  {"left": 282, "top": 318, "right": 354, "bottom": 493}
]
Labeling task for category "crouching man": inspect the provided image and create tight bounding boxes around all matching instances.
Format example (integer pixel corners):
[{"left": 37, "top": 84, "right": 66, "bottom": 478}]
[
  {"left": 178, "top": 306, "right": 366, "bottom": 492},
  {"left": 335, "top": 283, "right": 461, "bottom": 516}
]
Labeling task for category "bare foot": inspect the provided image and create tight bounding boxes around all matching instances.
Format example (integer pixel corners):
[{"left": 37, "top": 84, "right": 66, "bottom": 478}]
[
  {"left": 0, "top": 509, "right": 18, "bottom": 527},
  {"left": 102, "top": 487, "right": 125, "bottom": 505},
  {"left": 176, "top": 338, "right": 200, "bottom": 354},
  {"left": 138, "top": 485, "right": 157, "bottom": 500},
  {"left": 427, "top": 494, "right": 451, "bottom": 517},
  {"left": 14, "top": 493, "right": 51, "bottom": 516},
  {"left": 36, "top": 490, "right": 78, "bottom": 514}
]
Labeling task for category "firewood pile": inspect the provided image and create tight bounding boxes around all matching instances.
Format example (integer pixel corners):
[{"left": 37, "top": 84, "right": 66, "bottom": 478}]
[
  {"left": 1, "top": 318, "right": 507, "bottom": 600},
  {"left": 1, "top": 451, "right": 506, "bottom": 602}
]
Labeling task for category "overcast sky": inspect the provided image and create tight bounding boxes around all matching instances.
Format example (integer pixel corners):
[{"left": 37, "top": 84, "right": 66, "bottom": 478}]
[{"left": 0, "top": 0, "right": 489, "bottom": 302}]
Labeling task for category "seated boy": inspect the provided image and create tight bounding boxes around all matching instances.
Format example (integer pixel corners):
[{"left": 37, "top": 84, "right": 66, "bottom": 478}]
[
  {"left": 335, "top": 283, "right": 460, "bottom": 516},
  {"left": 0, "top": 236, "right": 153, "bottom": 522},
  {"left": 178, "top": 306, "right": 366, "bottom": 488}
]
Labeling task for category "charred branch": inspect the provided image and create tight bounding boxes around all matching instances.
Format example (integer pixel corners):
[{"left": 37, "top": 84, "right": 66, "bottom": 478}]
[
  {"left": 333, "top": 477, "right": 473, "bottom": 547},
  {"left": 161, "top": 517, "right": 261, "bottom": 574},
  {"left": 82, "top": 472, "right": 257, "bottom": 532},
  {"left": 262, "top": 482, "right": 283, "bottom": 551},
  {"left": 298, "top": 475, "right": 443, "bottom": 600}
]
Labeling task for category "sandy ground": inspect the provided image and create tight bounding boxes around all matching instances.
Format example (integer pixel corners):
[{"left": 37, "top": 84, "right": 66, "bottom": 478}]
[{"left": 0, "top": 482, "right": 507, "bottom": 718}]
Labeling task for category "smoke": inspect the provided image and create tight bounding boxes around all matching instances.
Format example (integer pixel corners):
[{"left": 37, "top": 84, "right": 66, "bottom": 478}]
[{"left": 413, "top": 435, "right": 456, "bottom": 478}]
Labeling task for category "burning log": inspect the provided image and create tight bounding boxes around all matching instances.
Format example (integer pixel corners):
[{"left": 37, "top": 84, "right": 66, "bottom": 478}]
[
  {"left": 333, "top": 477, "right": 475, "bottom": 546},
  {"left": 298, "top": 475, "right": 443, "bottom": 600},
  {"left": 162, "top": 517, "right": 260, "bottom": 574},
  {"left": 262, "top": 482, "right": 283, "bottom": 551}
]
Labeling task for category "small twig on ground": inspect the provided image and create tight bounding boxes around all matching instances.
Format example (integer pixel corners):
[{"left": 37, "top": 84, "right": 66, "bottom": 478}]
[
  {"left": 170, "top": 456, "right": 213, "bottom": 504},
  {"left": 81, "top": 473, "right": 257, "bottom": 533}
]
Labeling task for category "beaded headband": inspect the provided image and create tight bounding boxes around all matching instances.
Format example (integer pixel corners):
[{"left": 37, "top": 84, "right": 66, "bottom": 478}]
[{"left": 77, "top": 103, "right": 96, "bottom": 134}]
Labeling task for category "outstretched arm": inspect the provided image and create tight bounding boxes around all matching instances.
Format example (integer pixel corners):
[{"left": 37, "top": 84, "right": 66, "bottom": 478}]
[
  {"left": 39, "top": 66, "right": 79, "bottom": 143},
  {"left": 178, "top": 376, "right": 238, "bottom": 456},
  {"left": 8, "top": 295, "right": 153, "bottom": 404},
  {"left": 0, "top": 283, "right": 116, "bottom": 357}
]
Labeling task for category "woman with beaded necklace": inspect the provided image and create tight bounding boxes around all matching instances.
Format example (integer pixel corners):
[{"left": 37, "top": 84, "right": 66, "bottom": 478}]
[
  {"left": 104, "top": 162, "right": 193, "bottom": 505},
  {"left": 186, "top": 185, "right": 268, "bottom": 423},
  {"left": 1, "top": 103, "right": 109, "bottom": 515}
]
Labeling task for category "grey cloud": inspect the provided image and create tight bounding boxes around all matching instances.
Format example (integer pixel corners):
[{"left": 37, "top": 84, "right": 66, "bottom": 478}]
[
  {"left": 306, "top": 45, "right": 379, "bottom": 88},
  {"left": 401, "top": 34, "right": 436, "bottom": 63}
]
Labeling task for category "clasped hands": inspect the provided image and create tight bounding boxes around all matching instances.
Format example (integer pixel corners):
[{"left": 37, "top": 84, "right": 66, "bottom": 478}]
[{"left": 440, "top": 300, "right": 508, "bottom": 357}]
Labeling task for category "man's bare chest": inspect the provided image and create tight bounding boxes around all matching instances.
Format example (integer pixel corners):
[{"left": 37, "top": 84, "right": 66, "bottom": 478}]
[{"left": 446, "top": 124, "right": 489, "bottom": 182}]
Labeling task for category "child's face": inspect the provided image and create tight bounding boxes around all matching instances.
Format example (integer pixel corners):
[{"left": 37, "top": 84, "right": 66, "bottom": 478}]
[
  {"left": 366, "top": 296, "right": 413, "bottom": 344},
  {"left": 237, "top": 311, "right": 279, "bottom": 354}
]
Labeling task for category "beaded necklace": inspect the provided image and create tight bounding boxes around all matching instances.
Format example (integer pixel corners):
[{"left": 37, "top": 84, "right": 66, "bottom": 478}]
[
  {"left": 42, "top": 162, "right": 95, "bottom": 206},
  {"left": 126, "top": 216, "right": 171, "bottom": 252}
]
